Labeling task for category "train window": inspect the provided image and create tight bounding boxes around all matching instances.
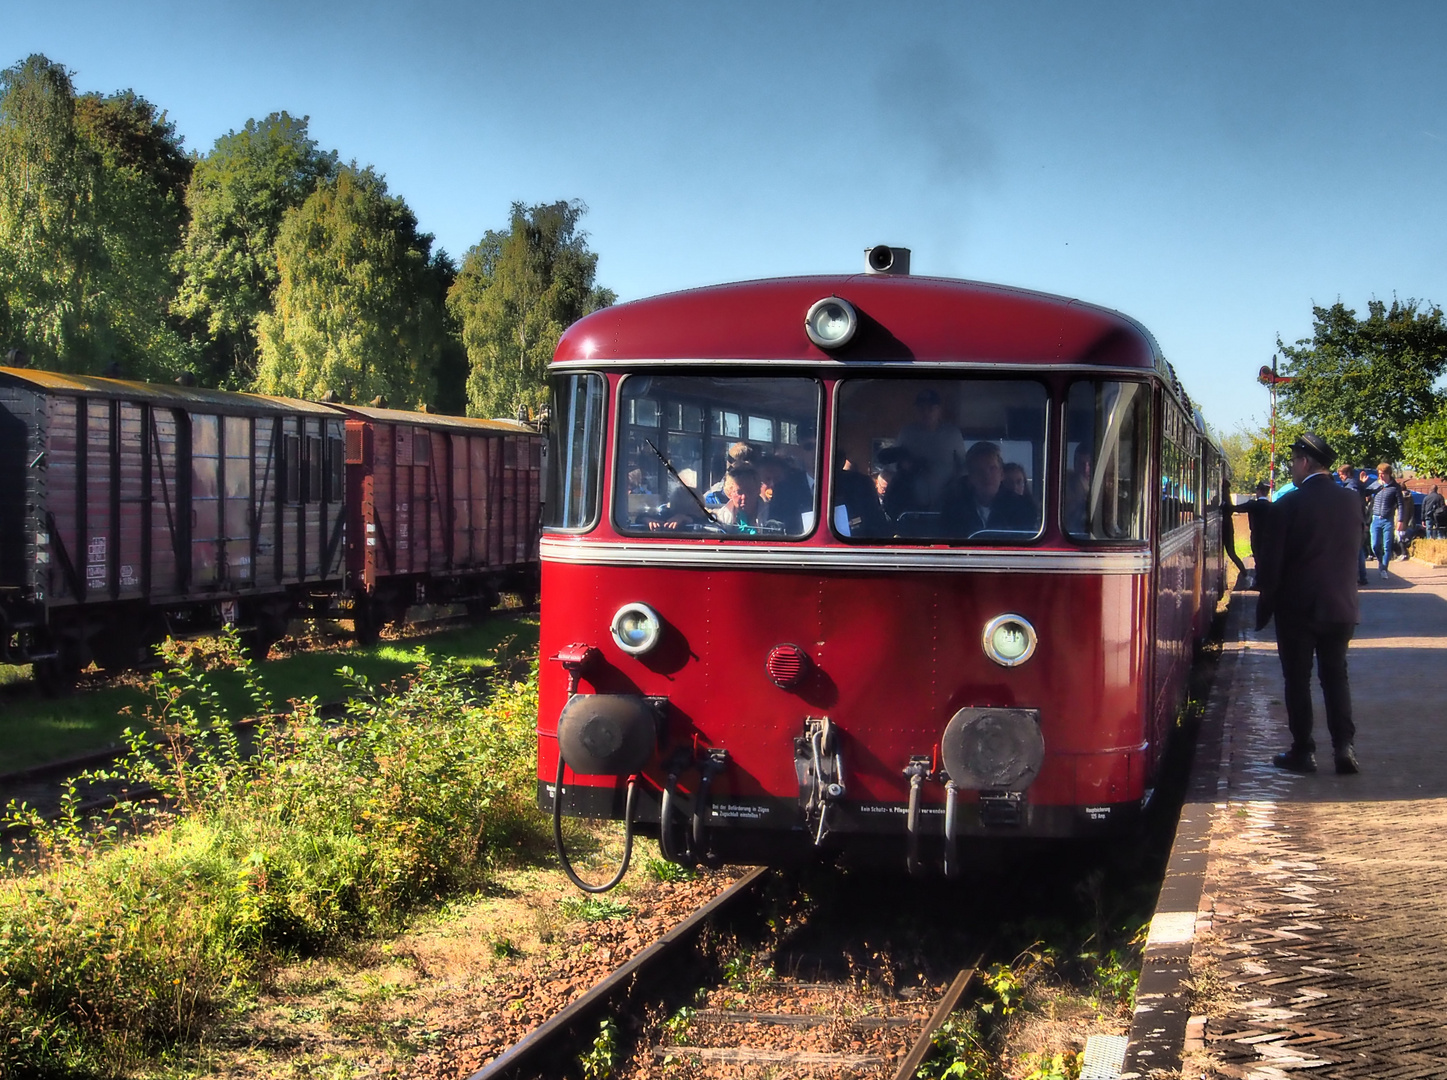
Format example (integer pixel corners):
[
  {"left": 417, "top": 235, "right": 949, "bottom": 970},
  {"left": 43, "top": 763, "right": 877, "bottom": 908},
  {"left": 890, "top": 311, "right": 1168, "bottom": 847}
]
[
  {"left": 326, "top": 435, "right": 345, "bottom": 502},
  {"left": 545, "top": 372, "right": 606, "bottom": 530},
  {"left": 1064, "top": 381, "right": 1151, "bottom": 542},
  {"left": 615, "top": 374, "right": 820, "bottom": 538},
  {"left": 283, "top": 434, "right": 301, "bottom": 504},
  {"left": 306, "top": 436, "right": 323, "bottom": 502},
  {"left": 832, "top": 378, "right": 1047, "bottom": 543}
]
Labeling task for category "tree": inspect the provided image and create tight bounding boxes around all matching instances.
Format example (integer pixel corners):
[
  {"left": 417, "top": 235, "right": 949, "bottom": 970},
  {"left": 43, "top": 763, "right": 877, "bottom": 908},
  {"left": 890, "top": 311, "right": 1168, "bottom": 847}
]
[
  {"left": 448, "top": 199, "right": 615, "bottom": 419},
  {"left": 0, "top": 54, "right": 186, "bottom": 377},
  {"left": 172, "top": 113, "right": 337, "bottom": 387},
  {"left": 253, "top": 165, "right": 449, "bottom": 408},
  {"left": 1221, "top": 420, "right": 1306, "bottom": 492},
  {"left": 1276, "top": 299, "right": 1447, "bottom": 467},
  {"left": 1402, "top": 408, "right": 1447, "bottom": 479}
]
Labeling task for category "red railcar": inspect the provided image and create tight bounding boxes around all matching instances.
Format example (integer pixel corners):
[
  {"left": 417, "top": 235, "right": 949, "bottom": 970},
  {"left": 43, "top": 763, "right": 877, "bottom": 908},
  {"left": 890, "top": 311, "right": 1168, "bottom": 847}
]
[
  {"left": 338, "top": 406, "right": 543, "bottom": 634},
  {"left": 537, "top": 251, "right": 1226, "bottom": 880},
  {"left": 0, "top": 369, "right": 345, "bottom": 685}
]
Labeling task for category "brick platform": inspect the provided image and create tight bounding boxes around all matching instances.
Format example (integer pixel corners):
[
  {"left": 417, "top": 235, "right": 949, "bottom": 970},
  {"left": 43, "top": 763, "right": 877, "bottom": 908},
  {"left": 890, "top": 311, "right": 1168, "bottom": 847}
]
[{"left": 1126, "top": 558, "right": 1447, "bottom": 1079}]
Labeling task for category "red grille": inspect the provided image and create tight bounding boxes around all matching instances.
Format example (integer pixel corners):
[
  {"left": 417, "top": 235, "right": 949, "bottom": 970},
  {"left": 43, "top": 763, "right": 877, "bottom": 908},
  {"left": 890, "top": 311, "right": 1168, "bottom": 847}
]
[{"left": 766, "top": 643, "right": 811, "bottom": 689}]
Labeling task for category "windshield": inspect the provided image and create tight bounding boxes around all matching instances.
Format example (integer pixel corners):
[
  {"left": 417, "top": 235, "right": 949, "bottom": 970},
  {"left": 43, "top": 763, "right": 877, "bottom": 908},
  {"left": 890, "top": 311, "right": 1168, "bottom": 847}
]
[
  {"left": 832, "top": 378, "right": 1048, "bottom": 542},
  {"left": 614, "top": 374, "right": 821, "bottom": 538}
]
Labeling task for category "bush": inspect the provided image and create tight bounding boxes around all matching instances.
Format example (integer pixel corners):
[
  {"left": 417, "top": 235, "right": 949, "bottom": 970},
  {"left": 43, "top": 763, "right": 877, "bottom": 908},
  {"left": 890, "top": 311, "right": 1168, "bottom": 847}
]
[{"left": 1, "top": 630, "right": 543, "bottom": 1077}]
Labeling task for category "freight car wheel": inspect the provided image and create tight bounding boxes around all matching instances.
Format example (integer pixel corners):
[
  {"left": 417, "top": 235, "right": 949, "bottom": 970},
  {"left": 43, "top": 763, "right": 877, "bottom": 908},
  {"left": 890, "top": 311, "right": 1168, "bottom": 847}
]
[{"left": 33, "top": 649, "right": 84, "bottom": 697}]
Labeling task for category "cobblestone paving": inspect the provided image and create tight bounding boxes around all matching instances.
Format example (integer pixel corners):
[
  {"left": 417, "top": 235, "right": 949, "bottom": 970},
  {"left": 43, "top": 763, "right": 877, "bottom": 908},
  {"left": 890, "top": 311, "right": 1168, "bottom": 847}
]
[{"left": 1193, "top": 561, "right": 1447, "bottom": 1078}]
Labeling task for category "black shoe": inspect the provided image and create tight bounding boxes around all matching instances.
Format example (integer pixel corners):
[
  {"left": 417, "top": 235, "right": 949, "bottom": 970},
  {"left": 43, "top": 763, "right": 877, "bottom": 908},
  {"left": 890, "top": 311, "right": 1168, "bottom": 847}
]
[
  {"left": 1334, "top": 746, "right": 1360, "bottom": 775},
  {"left": 1273, "top": 748, "right": 1317, "bottom": 774}
]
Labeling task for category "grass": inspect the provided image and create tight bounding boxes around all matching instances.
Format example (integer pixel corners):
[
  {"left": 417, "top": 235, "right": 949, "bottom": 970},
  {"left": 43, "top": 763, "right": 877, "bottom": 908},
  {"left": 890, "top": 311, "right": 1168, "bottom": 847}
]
[
  {"left": 0, "top": 632, "right": 546, "bottom": 1078},
  {"left": 0, "top": 615, "right": 539, "bottom": 774}
]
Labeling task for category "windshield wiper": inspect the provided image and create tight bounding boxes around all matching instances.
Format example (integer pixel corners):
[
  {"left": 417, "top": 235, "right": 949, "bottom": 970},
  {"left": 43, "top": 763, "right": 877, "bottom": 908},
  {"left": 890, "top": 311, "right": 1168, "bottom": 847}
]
[{"left": 643, "top": 439, "right": 719, "bottom": 524}]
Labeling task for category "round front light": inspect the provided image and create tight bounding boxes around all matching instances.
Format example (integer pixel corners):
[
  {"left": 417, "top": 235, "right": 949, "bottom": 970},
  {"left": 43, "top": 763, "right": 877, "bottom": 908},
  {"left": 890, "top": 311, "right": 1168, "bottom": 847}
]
[
  {"left": 611, "top": 602, "right": 662, "bottom": 656},
  {"left": 982, "top": 614, "right": 1037, "bottom": 667},
  {"left": 805, "top": 296, "right": 858, "bottom": 350}
]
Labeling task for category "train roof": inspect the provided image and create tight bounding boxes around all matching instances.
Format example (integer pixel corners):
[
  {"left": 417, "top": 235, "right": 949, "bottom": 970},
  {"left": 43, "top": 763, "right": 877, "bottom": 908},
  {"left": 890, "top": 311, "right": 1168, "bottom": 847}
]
[
  {"left": 334, "top": 403, "right": 538, "bottom": 435},
  {"left": 0, "top": 367, "right": 342, "bottom": 417},
  {"left": 553, "top": 275, "right": 1167, "bottom": 375}
]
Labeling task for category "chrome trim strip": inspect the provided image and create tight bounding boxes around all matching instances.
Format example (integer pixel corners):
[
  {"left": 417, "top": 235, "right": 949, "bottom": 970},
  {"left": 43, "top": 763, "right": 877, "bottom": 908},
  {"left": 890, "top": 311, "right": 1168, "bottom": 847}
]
[
  {"left": 552, "top": 358, "right": 1156, "bottom": 376},
  {"left": 1158, "top": 521, "right": 1203, "bottom": 561},
  {"left": 540, "top": 537, "right": 1152, "bottom": 574}
]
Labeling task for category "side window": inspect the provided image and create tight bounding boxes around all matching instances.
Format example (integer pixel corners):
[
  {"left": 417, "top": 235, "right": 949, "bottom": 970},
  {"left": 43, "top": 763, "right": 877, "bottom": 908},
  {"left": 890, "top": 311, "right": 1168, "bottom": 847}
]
[
  {"left": 544, "top": 372, "right": 606, "bottom": 529},
  {"left": 1064, "top": 380, "right": 1150, "bottom": 541}
]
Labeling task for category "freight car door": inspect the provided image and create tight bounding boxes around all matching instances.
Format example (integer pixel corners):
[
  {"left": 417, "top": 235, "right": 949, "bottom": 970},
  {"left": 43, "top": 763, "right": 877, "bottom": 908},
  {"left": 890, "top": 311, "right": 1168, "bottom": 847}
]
[{"left": 191, "top": 414, "right": 222, "bottom": 589}]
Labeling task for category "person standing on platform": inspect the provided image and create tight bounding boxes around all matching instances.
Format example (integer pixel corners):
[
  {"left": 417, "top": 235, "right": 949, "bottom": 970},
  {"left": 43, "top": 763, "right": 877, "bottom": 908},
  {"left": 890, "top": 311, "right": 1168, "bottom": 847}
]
[
  {"left": 1220, "top": 476, "right": 1249, "bottom": 585},
  {"left": 1255, "top": 433, "right": 1362, "bottom": 775},
  {"left": 1230, "top": 481, "right": 1273, "bottom": 588},
  {"left": 1365, "top": 463, "right": 1403, "bottom": 580},
  {"left": 1423, "top": 485, "right": 1446, "bottom": 541},
  {"left": 1336, "top": 463, "right": 1370, "bottom": 586}
]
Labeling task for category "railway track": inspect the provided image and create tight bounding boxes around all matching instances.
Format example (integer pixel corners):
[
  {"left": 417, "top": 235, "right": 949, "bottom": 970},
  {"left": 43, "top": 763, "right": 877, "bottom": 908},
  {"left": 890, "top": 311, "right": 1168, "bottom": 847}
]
[{"left": 471, "top": 867, "right": 992, "bottom": 1080}]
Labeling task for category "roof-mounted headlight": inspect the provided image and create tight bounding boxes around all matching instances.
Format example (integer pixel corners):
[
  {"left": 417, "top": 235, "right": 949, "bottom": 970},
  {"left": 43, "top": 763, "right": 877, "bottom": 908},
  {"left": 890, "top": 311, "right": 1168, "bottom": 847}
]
[
  {"left": 805, "top": 296, "right": 858, "bottom": 350},
  {"left": 611, "top": 602, "right": 663, "bottom": 656},
  {"left": 982, "top": 614, "right": 1037, "bottom": 668}
]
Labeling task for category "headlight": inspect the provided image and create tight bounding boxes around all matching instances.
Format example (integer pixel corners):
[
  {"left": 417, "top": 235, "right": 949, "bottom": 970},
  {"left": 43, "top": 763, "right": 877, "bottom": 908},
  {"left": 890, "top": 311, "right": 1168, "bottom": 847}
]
[
  {"left": 611, "top": 602, "right": 662, "bottom": 656},
  {"left": 805, "top": 296, "right": 858, "bottom": 350},
  {"left": 982, "top": 614, "right": 1037, "bottom": 667}
]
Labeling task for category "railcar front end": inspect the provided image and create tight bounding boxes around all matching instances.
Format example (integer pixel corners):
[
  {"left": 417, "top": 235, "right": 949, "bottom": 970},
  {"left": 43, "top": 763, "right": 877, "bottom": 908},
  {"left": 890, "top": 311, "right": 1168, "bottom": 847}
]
[{"left": 536, "top": 268, "right": 1216, "bottom": 877}]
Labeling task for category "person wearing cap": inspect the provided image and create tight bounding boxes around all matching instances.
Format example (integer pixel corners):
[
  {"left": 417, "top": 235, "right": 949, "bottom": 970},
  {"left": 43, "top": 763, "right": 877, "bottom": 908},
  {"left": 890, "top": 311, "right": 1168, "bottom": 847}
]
[
  {"left": 895, "top": 388, "right": 967, "bottom": 510},
  {"left": 1363, "top": 462, "right": 1403, "bottom": 579},
  {"left": 1254, "top": 432, "right": 1362, "bottom": 775}
]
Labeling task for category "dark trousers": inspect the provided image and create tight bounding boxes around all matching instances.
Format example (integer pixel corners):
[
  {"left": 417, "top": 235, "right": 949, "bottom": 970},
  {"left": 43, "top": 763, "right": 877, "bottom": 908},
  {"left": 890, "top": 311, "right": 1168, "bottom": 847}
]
[{"left": 1274, "top": 613, "right": 1355, "bottom": 752}]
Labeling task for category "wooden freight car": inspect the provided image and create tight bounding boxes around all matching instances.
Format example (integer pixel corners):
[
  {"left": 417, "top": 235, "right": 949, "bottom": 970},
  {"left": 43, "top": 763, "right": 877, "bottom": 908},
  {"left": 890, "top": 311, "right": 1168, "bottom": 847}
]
[
  {"left": 0, "top": 368, "right": 346, "bottom": 688},
  {"left": 337, "top": 405, "right": 543, "bottom": 639}
]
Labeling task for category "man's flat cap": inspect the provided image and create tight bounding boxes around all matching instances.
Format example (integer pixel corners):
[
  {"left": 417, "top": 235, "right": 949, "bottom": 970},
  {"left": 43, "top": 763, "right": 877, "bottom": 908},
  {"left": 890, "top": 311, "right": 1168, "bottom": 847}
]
[{"left": 1290, "top": 432, "right": 1336, "bottom": 468}]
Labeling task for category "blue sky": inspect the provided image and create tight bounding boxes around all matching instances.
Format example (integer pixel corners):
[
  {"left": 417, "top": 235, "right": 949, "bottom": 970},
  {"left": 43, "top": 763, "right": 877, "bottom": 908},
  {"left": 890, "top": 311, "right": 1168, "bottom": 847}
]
[{"left": 7, "top": 1, "right": 1446, "bottom": 436}]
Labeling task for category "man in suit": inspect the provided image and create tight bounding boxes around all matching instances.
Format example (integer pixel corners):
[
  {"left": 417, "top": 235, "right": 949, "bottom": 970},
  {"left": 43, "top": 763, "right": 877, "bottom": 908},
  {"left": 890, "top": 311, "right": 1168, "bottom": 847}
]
[
  {"left": 940, "top": 441, "right": 1038, "bottom": 538},
  {"left": 1255, "top": 432, "right": 1362, "bottom": 775}
]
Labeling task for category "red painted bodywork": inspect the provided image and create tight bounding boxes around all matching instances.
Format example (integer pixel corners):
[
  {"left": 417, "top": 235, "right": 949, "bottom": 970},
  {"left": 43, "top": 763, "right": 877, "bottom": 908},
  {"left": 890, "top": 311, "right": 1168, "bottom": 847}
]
[
  {"left": 341, "top": 407, "right": 543, "bottom": 596},
  {"left": 538, "top": 275, "right": 1222, "bottom": 853}
]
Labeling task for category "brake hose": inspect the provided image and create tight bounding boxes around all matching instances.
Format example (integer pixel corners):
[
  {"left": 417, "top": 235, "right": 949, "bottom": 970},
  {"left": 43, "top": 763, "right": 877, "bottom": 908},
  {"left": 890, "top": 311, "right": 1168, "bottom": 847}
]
[{"left": 552, "top": 755, "right": 638, "bottom": 893}]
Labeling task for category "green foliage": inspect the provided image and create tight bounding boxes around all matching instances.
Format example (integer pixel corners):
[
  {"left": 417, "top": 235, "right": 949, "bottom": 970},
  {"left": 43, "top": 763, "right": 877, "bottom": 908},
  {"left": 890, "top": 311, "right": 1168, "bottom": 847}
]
[
  {"left": 644, "top": 856, "right": 696, "bottom": 884},
  {"left": 1401, "top": 405, "right": 1447, "bottom": 478},
  {"left": 663, "top": 1005, "right": 695, "bottom": 1041},
  {"left": 1079, "top": 948, "right": 1138, "bottom": 1008},
  {"left": 171, "top": 112, "right": 337, "bottom": 388},
  {"left": 0, "top": 630, "right": 543, "bottom": 1076},
  {"left": 559, "top": 896, "right": 634, "bottom": 922},
  {"left": 0, "top": 53, "right": 187, "bottom": 377},
  {"left": 1022, "top": 1050, "right": 1081, "bottom": 1080},
  {"left": 979, "top": 961, "right": 1027, "bottom": 1016},
  {"left": 1277, "top": 298, "right": 1447, "bottom": 467},
  {"left": 1218, "top": 420, "right": 1306, "bottom": 492},
  {"left": 914, "top": 1014, "right": 990, "bottom": 1080},
  {"left": 448, "top": 199, "right": 615, "bottom": 420},
  {"left": 578, "top": 1017, "right": 620, "bottom": 1080},
  {"left": 253, "top": 164, "right": 451, "bottom": 409}
]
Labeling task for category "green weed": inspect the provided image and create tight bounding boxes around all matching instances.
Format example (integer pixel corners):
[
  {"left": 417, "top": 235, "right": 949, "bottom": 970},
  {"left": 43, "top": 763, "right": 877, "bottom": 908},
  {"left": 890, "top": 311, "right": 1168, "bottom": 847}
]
[
  {"left": 559, "top": 896, "right": 634, "bottom": 922},
  {"left": 578, "top": 1017, "right": 619, "bottom": 1079},
  {"left": 0, "top": 628, "right": 544, "bottom": 1077}
]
